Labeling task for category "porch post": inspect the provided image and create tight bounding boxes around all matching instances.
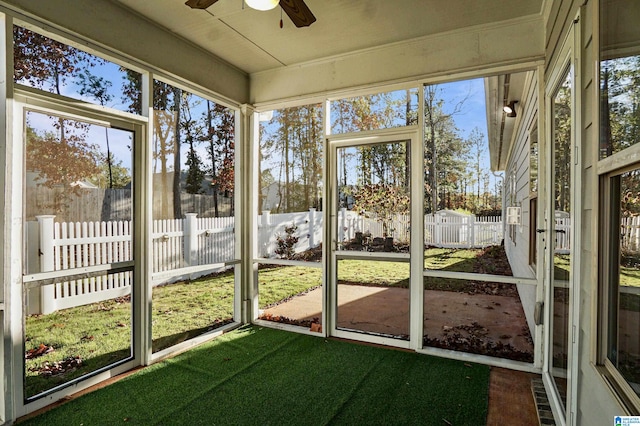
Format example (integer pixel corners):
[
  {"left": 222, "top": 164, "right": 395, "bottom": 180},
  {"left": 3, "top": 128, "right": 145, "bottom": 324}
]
[
  {"left": 261, "top": 210, "right": 271, "bottom": 256},
  {"left": 435, "top": 213, "right": 442, "bottom": 246}
]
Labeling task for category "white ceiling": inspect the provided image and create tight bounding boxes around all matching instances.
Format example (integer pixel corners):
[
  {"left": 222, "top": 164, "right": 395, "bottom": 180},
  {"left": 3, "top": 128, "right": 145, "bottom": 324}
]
[
  {"left": 114, "top": 0, "right": 544, "bottom": 75},
  {"left": 111, "top": 0, "right": 541, "bottom": 158}
]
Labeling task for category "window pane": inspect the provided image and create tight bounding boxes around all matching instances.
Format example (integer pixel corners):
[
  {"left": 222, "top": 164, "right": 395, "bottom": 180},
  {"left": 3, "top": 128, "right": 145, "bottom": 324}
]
[
  {"left": 24, "top": 273, "right": 133, "bottom": 399},
  {"left": 258, "top": 265, "right": 322, "bottom": 331},
  {"left": 259, "top": 104, "right": 323, "bottom": 216},
  {"left": 24, "top": 111, "right": 133, "bottom": 273},
  {"left": 331, "top": 88, "right": 418, "bottom": 134},
  {"left": 151, "top": 80, "right": 236, "bottom": 352},
  {"left": 337, "top": 259, "right": 410, "bottom": 340},
  {"left": 257, "top": 104, "right": 324, "bottom": 329},
  {"left": 609, "top": 169, "right": 640, "bottom": 399},
  {"left": 599, "top": 1, "right": 640, "bottom": 158},
  {"left": 14, "top": 26, "right": 142, "bottom": 115},
  {"left": 337, "top": 142, "right": 410, "bottom": 250},
  {"left": 551, "top": 69, "right": 572, "bottom": 407},
  {"left": 23, "top": 110, "right": 134, "bottom": 399},
  {"left": 422, "top": 276, "right": 534, "bottom": 362},
  {"left": 422, "top": 77, "right": 536, "bottom": 279},
  {"left": 420, "top": 75, "right": 536, "bottom": 362}
]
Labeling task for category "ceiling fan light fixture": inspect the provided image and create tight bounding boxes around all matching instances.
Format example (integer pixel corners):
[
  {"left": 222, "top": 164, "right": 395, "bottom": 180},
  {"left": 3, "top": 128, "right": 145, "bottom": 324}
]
[{"left": 245, "top": 0, "right": 279, "bottom": 11}]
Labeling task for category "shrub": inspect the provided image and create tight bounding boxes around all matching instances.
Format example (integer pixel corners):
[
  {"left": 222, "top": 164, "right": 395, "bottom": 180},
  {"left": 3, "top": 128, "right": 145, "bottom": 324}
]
[{"left": 275, "top": 224, "right": 299, "bottom": 259}]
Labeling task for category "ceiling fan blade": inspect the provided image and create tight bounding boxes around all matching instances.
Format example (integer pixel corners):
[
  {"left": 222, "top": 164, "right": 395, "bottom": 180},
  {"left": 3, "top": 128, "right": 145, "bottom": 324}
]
[
  {"left": 185, "top": 0, "right": 219, "bottom": 9},
  {"left": 279, "top": 0, "right": 316, "bottom": 27}
]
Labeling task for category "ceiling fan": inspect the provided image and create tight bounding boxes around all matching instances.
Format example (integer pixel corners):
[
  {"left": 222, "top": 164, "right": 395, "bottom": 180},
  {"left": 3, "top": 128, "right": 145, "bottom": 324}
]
[{"left": 185, "top": 0, "right": 316, "bottom": 28}]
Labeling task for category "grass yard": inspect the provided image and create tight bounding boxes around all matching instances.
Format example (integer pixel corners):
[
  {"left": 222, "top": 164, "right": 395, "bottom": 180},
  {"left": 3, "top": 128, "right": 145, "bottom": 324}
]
[
  {"left": 424, "top": 247, "right": 477, "bottom": 272},
  {"left": 151, "top": 272, "right": 235, "bottom": 352},
  {"left": 338, "top": 259, "right": 409, "bottom": 287},
  {"left": 25, "top": 272, "right": 237, "bottom": 398},
  {"left": 25, "top": 297, "right": 132, "bottom": 398},
  {"left": 258, "top": 265, "right": 322, "bottom": 308}
]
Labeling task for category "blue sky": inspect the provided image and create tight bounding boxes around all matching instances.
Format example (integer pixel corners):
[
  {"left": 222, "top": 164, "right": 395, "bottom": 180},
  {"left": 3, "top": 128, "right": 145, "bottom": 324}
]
[{"left": 439, "top": 78, "right": 489, "bottom": 141}]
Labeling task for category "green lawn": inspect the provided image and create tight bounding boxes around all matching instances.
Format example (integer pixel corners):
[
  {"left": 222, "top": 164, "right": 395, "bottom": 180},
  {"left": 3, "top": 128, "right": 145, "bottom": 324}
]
[
  {"left": 151, "top": 273, "right": 235, "bottom": 351},
  {"left": 338, "top": 259, "right": 410, "bottom": 287},
  {"left": 424, "top": 247, "right": 478, "bottom": 272},
  {"left": 25, "top": 297, "right": 132, "bottom": 398},
  {"left": 26, "top": 272, "right": 237, "bottom": 398},
  {"left": 258, "top": 265, "right": 322, "bottom": 307}
]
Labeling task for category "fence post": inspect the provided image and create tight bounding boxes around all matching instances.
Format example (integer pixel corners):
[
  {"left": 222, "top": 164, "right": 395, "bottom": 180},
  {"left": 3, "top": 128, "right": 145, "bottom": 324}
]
[
  {"left": 261, "top": 211, "right": 271, "bottom": 256},
  {"left": 309, "top": 208, "right": 316, "bottom": 248},
  {"left": 435, "top": 214, "right": 442, "bottom": 246},
  {"left": 469, "top": 215, "right": 476, "bottom": 248},
  {"left": 37, "top": 215, "right": 56, "bottom": 314},
  {"left": 184, "top": 213, "right": 198, "bottom": 266},
  {"left": 339, "top": 208, "right": 346, "bottom": 243}
]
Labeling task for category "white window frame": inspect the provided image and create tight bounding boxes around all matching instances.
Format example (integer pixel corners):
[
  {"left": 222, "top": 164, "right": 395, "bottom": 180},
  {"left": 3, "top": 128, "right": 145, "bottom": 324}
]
[{"left": 596, "top": 0, "right": 640, "bottom": 414}]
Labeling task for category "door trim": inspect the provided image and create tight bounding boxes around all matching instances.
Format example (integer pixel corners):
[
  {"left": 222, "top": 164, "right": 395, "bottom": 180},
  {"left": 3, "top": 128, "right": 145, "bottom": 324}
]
[
  {"left": 326, "top": 128, "right": 422, "bottom": 349},
  {"left": 541, "top": 10, "right": 582, "bottom": 426},
  {"left": 11, "top": 91, "right": 146, "bottom": 417}
]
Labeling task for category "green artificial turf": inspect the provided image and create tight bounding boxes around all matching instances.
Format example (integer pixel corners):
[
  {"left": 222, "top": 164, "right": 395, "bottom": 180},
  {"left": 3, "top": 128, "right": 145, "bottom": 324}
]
[{"left": 19, "top": 326, "right": 490, "bottom": 426}]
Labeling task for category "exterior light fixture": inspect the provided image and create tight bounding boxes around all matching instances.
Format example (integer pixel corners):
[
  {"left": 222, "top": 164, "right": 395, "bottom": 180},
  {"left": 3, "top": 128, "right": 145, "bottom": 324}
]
[
  {"left": 245, "top": 0, "right": 279, "bottom": 11},
  {"left": 503, "top": 101, "right": 518, "bottom": 118}
]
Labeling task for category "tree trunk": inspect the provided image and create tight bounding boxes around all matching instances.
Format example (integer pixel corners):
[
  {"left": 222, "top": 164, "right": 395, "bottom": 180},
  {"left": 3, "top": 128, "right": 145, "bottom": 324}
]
[{"left": 173, "top": 88, "right": 182, "bottom": 219}]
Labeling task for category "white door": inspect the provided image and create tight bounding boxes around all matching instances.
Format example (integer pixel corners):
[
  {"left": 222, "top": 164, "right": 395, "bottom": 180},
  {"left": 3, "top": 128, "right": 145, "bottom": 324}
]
[
  {"left": 328, "top": 130, "right": 423, "bottom": 349},
  {"left": 543, "top": 14, "right": 580, "bottom": 425},
  {"left": 14, "top": 94, "right": 145, "bottom": 417}
]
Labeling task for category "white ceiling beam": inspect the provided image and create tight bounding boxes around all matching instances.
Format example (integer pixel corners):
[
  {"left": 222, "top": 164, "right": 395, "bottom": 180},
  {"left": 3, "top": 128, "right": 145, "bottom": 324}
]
[{"left": 250, "top": 15, "right": 545, "bottom": 105}]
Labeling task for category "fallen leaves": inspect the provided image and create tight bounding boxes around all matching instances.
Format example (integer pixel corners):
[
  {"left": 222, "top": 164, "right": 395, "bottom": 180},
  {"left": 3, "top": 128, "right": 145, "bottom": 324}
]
[
  {"left": 425, "top": 322, "right": 534, "bottom": 362},
  {"left": 258, "top": 313, "right": 321, "bottom": 331},
  {"left": 25, "top": 343, "right": 54, "bottom": 359},
  {"left": 29, "top": 356, "right": 83, "bottom": 377}
]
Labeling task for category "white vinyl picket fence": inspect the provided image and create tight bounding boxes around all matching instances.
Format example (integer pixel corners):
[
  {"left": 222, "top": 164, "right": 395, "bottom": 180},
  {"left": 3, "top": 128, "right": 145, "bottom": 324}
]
[
  {"left": 621, "top": 216, "right": 640, "bottom": 252},
  {"left": 27, "top": 209, "right": 592, "bottom": 314},
  {"left": 424, "top": 213, "right": 503, "bottom": 248},
  {"left": 27, "top": 214, "right": 235, "bottom": 314}
]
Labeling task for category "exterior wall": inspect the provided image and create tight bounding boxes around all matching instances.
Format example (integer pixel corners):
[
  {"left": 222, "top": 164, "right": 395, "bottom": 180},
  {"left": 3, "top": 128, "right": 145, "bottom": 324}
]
[
  {"left": 503, "top": 70, "right": 539, "bottom": 336},
  {"left": 0, "top": 0, "right": 249, "bottom": 104}
]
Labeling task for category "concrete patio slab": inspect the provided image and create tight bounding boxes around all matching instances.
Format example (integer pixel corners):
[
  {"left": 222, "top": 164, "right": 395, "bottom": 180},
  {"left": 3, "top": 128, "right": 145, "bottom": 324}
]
[{"left": 262, "top": 284, "right": 533, "bottom": 354}]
